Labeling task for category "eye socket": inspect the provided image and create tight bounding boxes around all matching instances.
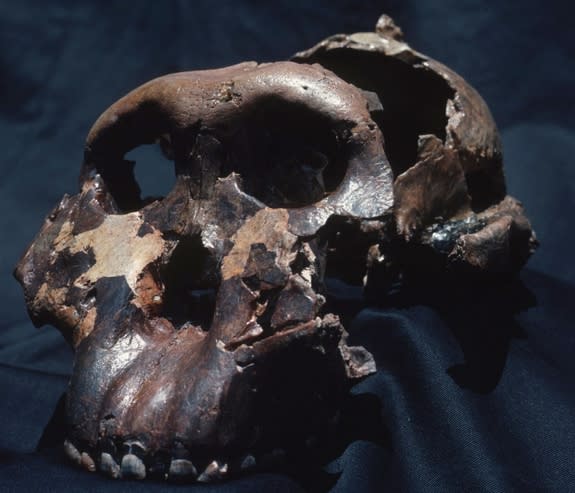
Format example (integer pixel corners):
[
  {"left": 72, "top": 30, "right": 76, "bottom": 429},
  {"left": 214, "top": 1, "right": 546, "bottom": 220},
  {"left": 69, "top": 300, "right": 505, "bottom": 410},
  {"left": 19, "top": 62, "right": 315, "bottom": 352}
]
[
  {"left": 95, "top": 98, "right": 349, "bottom": 213},
  {"left": 220, "top": 98, "right": 347, "bottom": 209},
  {"left": 295, "top": 50, "right": 454, "bottom": 179}
]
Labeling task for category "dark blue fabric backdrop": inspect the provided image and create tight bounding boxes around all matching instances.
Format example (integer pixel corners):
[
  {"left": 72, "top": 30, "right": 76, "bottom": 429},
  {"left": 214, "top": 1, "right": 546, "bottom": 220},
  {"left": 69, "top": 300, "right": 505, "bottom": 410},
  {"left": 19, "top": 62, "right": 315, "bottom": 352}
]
[{"left": 1, "top": 1, "right": 574, "bottom": 491}]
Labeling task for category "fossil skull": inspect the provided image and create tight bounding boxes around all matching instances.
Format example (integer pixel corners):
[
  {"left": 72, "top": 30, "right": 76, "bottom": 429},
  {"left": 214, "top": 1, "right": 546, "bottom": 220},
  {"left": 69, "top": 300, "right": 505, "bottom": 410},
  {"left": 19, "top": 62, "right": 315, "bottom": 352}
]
[
  {"left": 15, "top": 15, "right": 535, "bottom": 482},
  {"left": 15, "top": 60, "right": 388, "bottom": 481}
]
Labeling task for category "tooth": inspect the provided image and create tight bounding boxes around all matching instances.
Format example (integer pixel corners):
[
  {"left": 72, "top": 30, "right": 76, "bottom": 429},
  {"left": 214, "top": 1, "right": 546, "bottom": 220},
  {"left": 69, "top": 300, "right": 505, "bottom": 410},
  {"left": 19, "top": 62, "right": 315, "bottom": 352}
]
[
  {"left": 239, "top": 454, "right": 256, "bottom": 471},
  {"left": 168, "top": 458, "right": 197, "bottom": 480},
  {"left": 121, "top": 454, "right": 146, "bottom": 480},
  {"left": 63, "top": 440, "right": 81, "bottom": 465},
  {"left": 81, "top": 452, "right": 96, "bottom": 472},
  {"left": 100, "top": 452, "right": 121, "bottom": 478},
  {"left": 197, "top": 460, "right": 227, "bottom": 482}
]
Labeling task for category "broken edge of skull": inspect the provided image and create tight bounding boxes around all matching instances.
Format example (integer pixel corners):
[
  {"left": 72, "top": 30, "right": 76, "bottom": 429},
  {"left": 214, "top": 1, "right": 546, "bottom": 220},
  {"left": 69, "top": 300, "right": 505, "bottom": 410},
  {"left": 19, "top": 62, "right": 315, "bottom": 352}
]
[
  {"left": 14, "top": 14, "right": 536, "bottom": 483},
  {"left": 293, "top": 14, "right": 537, "bottom": 285}
]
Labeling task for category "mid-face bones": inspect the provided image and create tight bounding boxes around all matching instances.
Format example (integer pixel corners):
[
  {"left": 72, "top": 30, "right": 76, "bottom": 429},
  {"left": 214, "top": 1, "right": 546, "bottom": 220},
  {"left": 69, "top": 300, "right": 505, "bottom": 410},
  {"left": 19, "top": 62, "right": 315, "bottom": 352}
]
[{"left": 15, "top": 15, "right": 535, "bottom": 482}]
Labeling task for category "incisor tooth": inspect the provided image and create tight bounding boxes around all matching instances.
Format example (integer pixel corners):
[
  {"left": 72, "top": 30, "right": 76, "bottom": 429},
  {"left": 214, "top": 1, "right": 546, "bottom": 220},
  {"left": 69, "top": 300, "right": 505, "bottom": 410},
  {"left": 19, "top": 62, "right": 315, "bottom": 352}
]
[
  {"left": 63, "top": 440, "right": 81, "bottom": 465},
  {"left": 81, "top": 452, "right": 96, "bottom": 472}
]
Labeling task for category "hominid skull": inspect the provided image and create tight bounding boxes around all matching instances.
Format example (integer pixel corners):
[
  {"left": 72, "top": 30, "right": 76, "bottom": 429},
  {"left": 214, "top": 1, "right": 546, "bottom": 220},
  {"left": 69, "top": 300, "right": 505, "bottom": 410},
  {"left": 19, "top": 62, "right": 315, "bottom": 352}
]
[{"left": 15, "top": 15, "right": 535, "bottom": 482}]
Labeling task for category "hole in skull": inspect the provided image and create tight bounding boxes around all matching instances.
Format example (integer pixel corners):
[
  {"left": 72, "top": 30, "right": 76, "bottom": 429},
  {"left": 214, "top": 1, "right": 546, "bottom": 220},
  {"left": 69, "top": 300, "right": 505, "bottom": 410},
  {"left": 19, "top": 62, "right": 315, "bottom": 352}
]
[
  {"left": 160, "top": 236, "right": 218, "bottom": 330},
  {"left": 252, "top": 286, "right": 283, "bottom": 332},
  {"left": 320, "top": 216, "right": 384, "bottom": 286},
  {"left": 104, "top": 100, "right": 345, "bottom": 210},
  {"left": 295, "top": 50, "right": 455, "bottom": 177},
  {"left": 124, "top": 144, "right": 175, "bottom": 205},
  {"left": 221, "top": 99, "right": 347, "bottom": 208}
]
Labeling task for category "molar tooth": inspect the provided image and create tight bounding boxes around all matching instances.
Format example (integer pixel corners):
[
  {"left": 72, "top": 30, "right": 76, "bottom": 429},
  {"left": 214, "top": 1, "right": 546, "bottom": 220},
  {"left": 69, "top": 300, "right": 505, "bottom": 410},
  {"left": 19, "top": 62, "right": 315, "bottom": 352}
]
[
  {"left": 168, "top": 458, "right": 197, "bottom": 481},
  {"left": 63, "top": 440, "right": 81, "bottom": 465},
  {"left": 81, "top": 452, "right": 96, "bottom": 472},
  {"left": 121, "top": 453, "right": 146, "bottom": 480},
  {"left": 197, "top": 460, "right": 228, "bottom": 482},
  {"left": 239, "top": 454, "right": 256, "bottom": 471},
  {"left": 100, "top": 452, "right": 120, "bottom": 479}
]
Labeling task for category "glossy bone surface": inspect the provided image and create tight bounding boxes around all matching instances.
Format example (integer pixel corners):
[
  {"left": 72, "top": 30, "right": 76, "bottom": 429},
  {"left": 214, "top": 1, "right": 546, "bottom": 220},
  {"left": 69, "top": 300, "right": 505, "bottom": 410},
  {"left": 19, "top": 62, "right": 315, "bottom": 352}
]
[
  {"left": 15, "top": 15, "right": 535, "bottom": 482},
  {"left": 16, "top": 60, "right": 386, "bottom": 480}
]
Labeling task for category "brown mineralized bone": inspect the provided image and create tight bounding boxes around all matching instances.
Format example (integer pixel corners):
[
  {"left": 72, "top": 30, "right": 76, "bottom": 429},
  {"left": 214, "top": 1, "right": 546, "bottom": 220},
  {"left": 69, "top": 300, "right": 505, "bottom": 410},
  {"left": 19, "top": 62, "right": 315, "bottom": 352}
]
[
  {"left": 15, "top": 61, "right": 387, "bottom": 481},
  {"left": 293, "top": 15, "right": 536, "bottom": 279},
  {"left": 14, "top": 14, "right": 537, "bottom": 484}
]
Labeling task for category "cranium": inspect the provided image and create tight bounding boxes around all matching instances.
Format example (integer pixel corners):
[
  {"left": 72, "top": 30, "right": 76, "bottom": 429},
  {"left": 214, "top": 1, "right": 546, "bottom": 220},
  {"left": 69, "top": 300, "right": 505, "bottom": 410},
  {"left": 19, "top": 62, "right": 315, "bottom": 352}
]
[
  {"left": 15, "top": 15, "right": 535, "bottom": 483},
  {"left": 292, "top": 15, "right": 536, "bottom": 283}
]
